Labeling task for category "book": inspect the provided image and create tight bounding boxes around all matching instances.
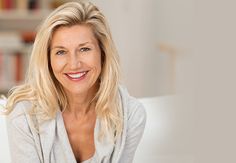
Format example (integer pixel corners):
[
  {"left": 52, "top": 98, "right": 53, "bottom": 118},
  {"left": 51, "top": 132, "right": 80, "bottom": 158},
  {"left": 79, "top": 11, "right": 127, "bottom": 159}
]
[
  {"left": 15, "top": 51, "right": 22, "bottom": 82},
  {"left": 0, "top": 50, "right": 24, "bottom": 91},
  {"left": 3, "top": 0, "right": 13, "bottom": 10},
  {"left": 0, "top": 32, "right": 27, "bottom": 92},
  {"left": 16, "top": 0, "right": 27, "bottom": 10},
  {"left": 0, "top": 0, "right": 3, "bottom": 10},
  {"left": 28, "top": 0, "right": 38, "bottom": 10}
]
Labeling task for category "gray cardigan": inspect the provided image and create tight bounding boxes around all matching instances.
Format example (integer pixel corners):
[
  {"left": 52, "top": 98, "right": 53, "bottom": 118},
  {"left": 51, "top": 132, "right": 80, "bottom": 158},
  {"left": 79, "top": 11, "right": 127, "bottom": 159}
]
[{"left": 6, "top": 86, "right": 146, "bottom": 163}]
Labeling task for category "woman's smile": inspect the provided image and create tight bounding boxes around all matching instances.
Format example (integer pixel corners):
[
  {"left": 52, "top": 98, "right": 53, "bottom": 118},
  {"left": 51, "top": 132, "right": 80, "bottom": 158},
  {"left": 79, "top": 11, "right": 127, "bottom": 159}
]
[{"left": 65, "top": 71, "right": 89, "bottom": 81}]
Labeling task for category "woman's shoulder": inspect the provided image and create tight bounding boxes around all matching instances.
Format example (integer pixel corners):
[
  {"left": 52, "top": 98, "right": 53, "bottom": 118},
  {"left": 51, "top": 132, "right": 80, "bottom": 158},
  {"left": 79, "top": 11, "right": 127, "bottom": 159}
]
[
  {"left": 6, "top": 101, "right": 33, "bottom": 120},
  {"left": 118, "top": 85, "right": 146, "bottom": 123},
  {"left": 6, "top": 101, "right": 36, "bottom": 135}
]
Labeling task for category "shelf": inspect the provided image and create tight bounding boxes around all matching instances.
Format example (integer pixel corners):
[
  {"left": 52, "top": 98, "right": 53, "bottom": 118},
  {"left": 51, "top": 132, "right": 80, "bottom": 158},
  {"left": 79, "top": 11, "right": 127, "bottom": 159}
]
[
  {"left": 0, "top": 10, "right": 51, "bottom": 20},
  {"left": 0, "top": 10, "right": 52, "bottom": 31},
  {"left": 0, "top": 0, "right": 53, "bottom": 94}
]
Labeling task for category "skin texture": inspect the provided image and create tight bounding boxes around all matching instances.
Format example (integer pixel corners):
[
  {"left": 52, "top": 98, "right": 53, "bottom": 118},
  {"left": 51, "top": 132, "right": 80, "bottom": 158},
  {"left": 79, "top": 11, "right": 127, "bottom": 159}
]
[{"left": 50, "top": 24, "right": 102, "bottom": 162}]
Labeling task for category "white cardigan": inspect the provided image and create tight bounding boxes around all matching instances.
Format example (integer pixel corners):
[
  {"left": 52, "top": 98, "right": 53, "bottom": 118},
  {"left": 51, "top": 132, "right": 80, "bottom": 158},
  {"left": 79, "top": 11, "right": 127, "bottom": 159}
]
[{"left": 6, "top": 86, "right": 146, "bottom": 163}]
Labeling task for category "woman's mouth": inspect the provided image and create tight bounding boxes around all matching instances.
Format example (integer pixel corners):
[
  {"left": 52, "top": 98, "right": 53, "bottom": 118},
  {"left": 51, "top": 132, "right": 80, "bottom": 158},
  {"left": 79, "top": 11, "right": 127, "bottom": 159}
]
[{"left": 65, "top": 71, "right": 88, "bottom": 81}]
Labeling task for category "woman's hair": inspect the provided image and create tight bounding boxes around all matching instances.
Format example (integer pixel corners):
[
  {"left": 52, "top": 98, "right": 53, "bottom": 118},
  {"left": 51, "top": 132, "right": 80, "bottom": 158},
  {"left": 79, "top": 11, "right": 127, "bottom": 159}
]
[{"left": 5, "top": 1, "right": 122, "bottom": 141}]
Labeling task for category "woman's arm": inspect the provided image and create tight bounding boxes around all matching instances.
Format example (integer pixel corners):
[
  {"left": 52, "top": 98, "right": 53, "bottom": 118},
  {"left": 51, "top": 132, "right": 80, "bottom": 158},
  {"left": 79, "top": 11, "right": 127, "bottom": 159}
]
[
  {"left": 119, "top": 101, "right": 147, "bottom": 163},
  {"left": 6, "top": 102, "right": 41, "bottom": 163}
]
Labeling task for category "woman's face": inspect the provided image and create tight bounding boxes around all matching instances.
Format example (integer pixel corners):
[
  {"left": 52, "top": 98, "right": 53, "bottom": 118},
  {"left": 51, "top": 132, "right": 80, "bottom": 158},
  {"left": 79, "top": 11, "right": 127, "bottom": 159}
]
[{"left": 50, "top": 25, "right": 102, "bottom": 97}]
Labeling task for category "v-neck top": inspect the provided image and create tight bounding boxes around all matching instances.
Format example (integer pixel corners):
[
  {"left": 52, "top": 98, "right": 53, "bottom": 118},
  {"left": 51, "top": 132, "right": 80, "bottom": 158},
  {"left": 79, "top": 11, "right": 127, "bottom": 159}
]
[
  {"left": 55, "top": 111, "right": 97, "bottom": 163},
  {"left": 6, "top": 86, "right": 146, "bottom": 163}
]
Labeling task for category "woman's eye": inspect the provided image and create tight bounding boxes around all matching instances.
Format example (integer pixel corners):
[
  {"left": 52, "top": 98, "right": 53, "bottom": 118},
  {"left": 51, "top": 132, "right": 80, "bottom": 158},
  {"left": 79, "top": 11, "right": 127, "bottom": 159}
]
[
  {"left": 56, "top": 50, "right": 66, "bottom": 55},
  {"left": 80, "top": 47, "right": 91, "bottom": 52}
]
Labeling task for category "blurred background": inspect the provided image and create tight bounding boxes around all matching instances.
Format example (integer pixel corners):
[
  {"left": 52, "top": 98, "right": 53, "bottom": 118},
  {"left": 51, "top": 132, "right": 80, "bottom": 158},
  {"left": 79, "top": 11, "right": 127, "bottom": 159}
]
[{"left": 0, "top": 0, "right": 236, "bottom": 163}]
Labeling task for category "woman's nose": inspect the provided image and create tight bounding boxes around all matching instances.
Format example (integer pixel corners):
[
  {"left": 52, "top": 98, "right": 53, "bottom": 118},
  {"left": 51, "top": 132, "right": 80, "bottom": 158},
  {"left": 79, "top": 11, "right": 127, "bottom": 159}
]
[{"left": 68, "top": 53, "right": 81, "bottom": 70}]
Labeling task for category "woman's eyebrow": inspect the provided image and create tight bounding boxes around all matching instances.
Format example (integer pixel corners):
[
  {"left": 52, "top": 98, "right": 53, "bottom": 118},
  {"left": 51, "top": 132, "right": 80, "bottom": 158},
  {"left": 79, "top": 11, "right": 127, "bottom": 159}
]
[
  {"left": 78, "top": 42, "right": 90, "bottom": 47},
  {"left": 50, "top": 46, "right": 66, "bottom": 50},
  {"left": 51, "top": 42, "right": 91, "bottom": 50}
]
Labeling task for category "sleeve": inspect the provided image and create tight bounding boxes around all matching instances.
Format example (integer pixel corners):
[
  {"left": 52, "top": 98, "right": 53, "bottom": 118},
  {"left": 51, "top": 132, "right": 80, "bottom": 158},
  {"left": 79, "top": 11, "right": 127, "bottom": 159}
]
[
  {"left": 6, "top": 103, "right": 41, "bottom": 163},
  {"left": 119, "top": 101, "right": 147, "bottom": 163}
]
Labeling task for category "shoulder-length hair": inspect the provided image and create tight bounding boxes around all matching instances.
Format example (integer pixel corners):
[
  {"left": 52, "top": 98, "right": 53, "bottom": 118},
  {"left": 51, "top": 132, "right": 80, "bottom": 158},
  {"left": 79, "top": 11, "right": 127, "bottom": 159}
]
[{"left": 5, "top": 1, "right": 123, "bottom": 141}]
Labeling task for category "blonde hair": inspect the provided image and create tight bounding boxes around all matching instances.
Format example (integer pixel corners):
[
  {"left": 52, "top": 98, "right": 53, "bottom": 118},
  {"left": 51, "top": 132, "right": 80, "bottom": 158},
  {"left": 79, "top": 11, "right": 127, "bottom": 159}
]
[{"left": 4, "top": 1, "right": 123, "bottom": 141}]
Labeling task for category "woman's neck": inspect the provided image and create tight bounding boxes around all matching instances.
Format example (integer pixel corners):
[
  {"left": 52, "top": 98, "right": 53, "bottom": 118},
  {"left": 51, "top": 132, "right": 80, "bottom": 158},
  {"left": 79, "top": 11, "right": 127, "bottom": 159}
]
[{"left": 65, "top": 85, "right": 98, "bottom": 116}]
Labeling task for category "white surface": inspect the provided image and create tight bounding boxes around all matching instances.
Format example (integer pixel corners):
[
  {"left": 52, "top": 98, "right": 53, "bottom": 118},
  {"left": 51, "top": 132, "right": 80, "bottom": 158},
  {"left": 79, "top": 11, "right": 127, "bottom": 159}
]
[
  {"left": 134, "top": 95, "right": 195, "bottom": 163},
  {"left": 0, "top": 99, "right": 11, "bottom": 163},
  {"left": 0, "top": 116, "right": 10, "bottom": 163}
]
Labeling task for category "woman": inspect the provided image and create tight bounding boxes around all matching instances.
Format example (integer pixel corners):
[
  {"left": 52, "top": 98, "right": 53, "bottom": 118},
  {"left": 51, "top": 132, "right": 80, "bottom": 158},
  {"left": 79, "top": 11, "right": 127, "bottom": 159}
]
[{"left": 5, "top": 1, "right": 146, "bottom": 163}]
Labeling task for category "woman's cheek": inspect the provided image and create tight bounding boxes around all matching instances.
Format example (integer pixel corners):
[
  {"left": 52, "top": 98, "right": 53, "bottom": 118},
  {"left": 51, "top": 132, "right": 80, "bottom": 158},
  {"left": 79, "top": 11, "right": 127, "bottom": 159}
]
[{"left": 51, "top": 57, "right": 67, "bottom": 72}]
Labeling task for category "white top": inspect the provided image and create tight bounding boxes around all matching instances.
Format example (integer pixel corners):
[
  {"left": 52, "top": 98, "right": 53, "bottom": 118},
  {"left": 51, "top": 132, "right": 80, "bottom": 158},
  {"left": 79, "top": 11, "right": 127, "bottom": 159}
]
[
  {"left": 81, "top": 157, "right": 93, "bottom": 163},
  {"left": 6, "top": 86, "right": 146, "bottom": 163}
]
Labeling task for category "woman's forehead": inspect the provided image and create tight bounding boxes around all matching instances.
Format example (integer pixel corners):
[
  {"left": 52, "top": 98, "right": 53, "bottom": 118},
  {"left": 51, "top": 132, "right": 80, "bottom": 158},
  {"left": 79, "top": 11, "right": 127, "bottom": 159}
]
[{"left": 51, "top": 25, "right": 98, "bottom": 47}]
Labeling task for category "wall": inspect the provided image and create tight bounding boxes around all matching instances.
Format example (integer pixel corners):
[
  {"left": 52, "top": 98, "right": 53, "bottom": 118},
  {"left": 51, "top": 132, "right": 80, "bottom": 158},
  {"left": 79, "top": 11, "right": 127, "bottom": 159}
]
[
  {"left": 91, "top": 0, "right": 196, "bottom": 97},
  {"left": 92, "top": 0, "right": 196, "bottom": 162},
  {"left": 194, "top": 0, "right": 236, "bottom": 162},
  {"left": 93, "top": 0, "right": 236, "bottom": 163}
]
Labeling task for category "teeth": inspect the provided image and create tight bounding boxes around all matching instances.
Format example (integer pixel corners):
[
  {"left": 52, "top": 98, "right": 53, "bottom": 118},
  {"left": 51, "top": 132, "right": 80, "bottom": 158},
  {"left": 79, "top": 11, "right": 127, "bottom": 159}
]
[{"left": 67, "top": 72, "right": 86, "bottom": 78}]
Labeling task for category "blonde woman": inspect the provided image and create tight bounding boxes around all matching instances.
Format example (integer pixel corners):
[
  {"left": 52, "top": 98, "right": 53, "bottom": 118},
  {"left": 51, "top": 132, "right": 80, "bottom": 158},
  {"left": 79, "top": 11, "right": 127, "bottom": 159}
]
[{"left": 5, "top": 1, "right": 146, "bottom": 163}]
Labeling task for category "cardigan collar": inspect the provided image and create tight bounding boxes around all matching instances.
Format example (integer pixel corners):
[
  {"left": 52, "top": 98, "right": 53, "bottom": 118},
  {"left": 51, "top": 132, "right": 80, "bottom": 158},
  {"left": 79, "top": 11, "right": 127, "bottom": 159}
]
[{"left": 37, "top": 85, "right": 129, "bottom": 163}]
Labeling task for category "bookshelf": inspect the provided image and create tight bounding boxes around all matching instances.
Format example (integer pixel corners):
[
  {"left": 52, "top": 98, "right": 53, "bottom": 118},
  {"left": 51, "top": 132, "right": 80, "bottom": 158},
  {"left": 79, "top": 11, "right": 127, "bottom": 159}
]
[
  {"left": 0, "top": 0, "right": 67, "bottom": 94},
  {"left": 0, "top": 10, "right": 50, "bottom": 31}
]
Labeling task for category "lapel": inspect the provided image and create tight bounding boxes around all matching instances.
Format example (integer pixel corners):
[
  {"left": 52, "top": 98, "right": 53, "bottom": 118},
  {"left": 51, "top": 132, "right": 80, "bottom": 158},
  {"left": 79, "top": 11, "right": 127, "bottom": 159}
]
[
  {"left": 22, "top": 101, "right": 56, "bottom": 162},
  {"left": 37, "top": 115, "right": 56, "bottom": 162},
  {"left": 112, "top": 86, "right": 128, "bottom": 162},
  {"left": 56, "top": 111, "right": 77, "bottom": 163},
  {"left": 94, "top": 118, "right": 115, "bottom": 162},
  {"left": 93, "top": 86, "right": 129, "bottom": 162}
]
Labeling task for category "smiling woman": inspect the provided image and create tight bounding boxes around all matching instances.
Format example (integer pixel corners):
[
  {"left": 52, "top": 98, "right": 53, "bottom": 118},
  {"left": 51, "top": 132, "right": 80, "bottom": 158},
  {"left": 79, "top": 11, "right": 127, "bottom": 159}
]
[
  {"left": 2, "top": 1, "right": 146, "bottom": 163},
  {"left": 50, "top": 25, "right": 102, "bottom": 97}
]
